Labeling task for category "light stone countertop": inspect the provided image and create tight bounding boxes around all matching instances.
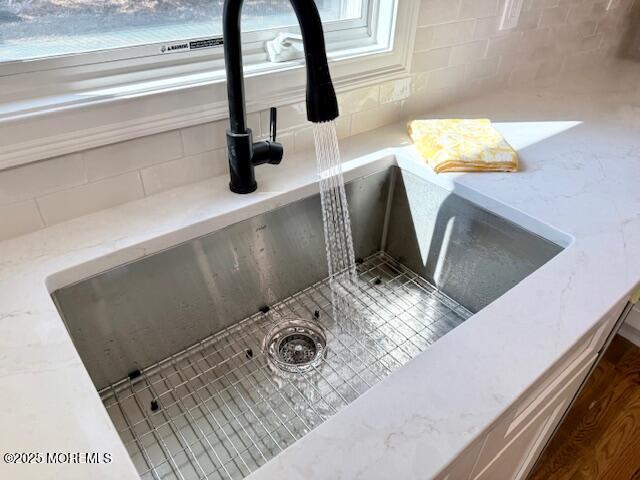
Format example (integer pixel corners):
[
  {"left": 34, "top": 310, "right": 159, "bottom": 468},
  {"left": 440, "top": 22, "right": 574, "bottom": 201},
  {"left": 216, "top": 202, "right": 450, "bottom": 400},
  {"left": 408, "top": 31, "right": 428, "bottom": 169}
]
[{"left": 1, "top": 61, "right": 640, "bottom": 479}]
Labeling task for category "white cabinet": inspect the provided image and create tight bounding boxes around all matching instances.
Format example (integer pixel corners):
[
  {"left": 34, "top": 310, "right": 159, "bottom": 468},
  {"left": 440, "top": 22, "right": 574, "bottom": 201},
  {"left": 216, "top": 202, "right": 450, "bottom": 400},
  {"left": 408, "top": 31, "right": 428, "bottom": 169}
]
[
  {"left": 435, "top": 299, "right": 629, "bottom": 480},
  {"left": 472, "top": 353, "right": 596, "bottom": 480},
  {"left": 437, "top": 438, "right": 485, "bottom": 480}
]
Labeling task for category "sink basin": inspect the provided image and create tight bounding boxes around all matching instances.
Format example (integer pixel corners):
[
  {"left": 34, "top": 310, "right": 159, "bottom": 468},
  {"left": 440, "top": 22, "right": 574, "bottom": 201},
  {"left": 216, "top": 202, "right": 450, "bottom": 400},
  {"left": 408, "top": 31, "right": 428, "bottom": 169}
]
[{"left": 52, "top": 165, "right": 562, "bottom": 480}]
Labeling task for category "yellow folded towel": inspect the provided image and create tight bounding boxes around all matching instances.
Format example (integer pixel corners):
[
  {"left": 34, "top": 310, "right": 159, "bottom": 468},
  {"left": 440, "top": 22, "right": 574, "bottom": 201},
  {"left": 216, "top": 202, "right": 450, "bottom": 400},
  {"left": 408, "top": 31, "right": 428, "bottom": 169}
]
[{"left": 408, "top": 119, "right": 519, "bottom": 173}]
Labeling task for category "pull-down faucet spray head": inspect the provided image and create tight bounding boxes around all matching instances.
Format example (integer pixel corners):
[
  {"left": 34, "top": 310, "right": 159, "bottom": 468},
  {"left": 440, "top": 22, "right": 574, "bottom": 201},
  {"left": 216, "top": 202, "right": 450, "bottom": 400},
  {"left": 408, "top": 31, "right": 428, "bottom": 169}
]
[
  {"left": 223, "top": 0, "right": 339, "bottom": 194},
  {"left": 293, "top": 3, "right": 339, "bottom": 124}
]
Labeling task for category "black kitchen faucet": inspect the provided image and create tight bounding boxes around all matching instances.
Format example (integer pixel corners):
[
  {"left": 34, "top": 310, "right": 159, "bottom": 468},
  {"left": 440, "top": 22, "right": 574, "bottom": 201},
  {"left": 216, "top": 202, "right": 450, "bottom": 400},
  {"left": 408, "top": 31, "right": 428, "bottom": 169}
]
[{"left": 223, "top": 0, "right": 339, "bottom": 193}]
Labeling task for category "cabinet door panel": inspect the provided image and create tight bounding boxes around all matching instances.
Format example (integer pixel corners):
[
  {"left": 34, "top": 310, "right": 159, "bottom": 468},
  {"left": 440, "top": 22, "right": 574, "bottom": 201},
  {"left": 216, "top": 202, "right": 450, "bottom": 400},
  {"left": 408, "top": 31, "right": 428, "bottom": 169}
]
[
  {"left": 435, "top": 437, "right": 485, "bottom": 480},
  {"left": 473, "top": 343, "right": 594, "bottom": 473},
  {"left": 472, "top": 353, "right": 597, "bottom": 480}
]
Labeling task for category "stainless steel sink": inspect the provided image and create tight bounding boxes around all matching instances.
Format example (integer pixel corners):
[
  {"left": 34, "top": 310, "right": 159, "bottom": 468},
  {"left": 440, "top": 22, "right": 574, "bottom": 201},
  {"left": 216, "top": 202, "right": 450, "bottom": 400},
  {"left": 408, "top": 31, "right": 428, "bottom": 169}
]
[{"left": 52, "top": 166, "right": 562, "bottom": 480}]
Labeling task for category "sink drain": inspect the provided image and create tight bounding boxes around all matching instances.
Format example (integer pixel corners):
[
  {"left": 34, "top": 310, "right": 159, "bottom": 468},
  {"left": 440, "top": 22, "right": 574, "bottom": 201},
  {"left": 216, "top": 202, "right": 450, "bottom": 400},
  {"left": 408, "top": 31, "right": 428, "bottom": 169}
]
[{"left": 263, "top": 317, "right": 326, "bottom": 373}]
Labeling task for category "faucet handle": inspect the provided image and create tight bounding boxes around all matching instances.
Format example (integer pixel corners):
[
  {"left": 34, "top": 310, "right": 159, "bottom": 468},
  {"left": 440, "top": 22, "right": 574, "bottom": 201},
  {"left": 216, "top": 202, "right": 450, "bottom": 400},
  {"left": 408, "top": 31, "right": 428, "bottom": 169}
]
[
  {"left": 269, "top": 107, "right": 277, "bottom": 142},
  {"left": 252, "top": 107, "right": 283, "bottom": 166}
]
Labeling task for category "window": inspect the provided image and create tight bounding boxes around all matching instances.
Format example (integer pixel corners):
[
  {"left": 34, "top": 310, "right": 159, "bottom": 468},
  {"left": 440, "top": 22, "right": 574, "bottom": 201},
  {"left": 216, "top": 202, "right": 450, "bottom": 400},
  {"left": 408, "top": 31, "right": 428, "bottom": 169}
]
[
  {"left": 0, "top": 0, "right": 418, "bottom": 170},
  {"left": 1, "top": 0, "right": 364, "bottom": 63}
]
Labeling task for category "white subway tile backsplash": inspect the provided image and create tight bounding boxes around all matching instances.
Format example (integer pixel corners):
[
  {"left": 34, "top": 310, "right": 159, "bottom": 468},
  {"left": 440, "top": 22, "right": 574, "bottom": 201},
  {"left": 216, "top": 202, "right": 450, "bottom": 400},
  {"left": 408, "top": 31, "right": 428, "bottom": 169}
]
[
  {"left": 468, "top": 71, "right": 508, "bottom": 92},
  {"left": 486, "top": 32, "right": 524, "bottom": 57},
  {"left": 567, "top": 3, "right": 598, "bottom": 23},
  {"left": 0, "top": 201, "right": 44, "bottom": 241},
  {"left": 141, "top": 150, "right": 228, "bottom": 196},
  {"left": 423, "top": 20, "right": 476, "bottom": 50},
  {"left": 401, "top": 86, "right": 439, "bottom": 118},
  {"left": 536, "top": 56, "right": 565, "bottom": 79},
  {"left": 338, "top": 85, "right": 380, "bottom": 114},
  {"left": 37, "top": 172, "right": 144, "bottom": 225},
  {"left": 414, "top": 26, "right": 435, "bottom": 51},
  {"left": 0, "top": 153, "right": 85, "bottom": 206},
  {"left": 508, "top": 61, "right": 543, "bottom": 85},
  {"left": 293, "top": 127, "right": 317, "bottom": 154},
  {"left": 466, "top": 57, "right": 500, "bottom": 79},
  {"left": 294, "top": 116, "right": 351, "bottom": 152},
  {"left": 261, "top": 102, "right": 307, "bottom": 132},
  {"left": 585, "top": 32, "right": 605, "bottom": 50},
  {"left": 450, "top": 40, "right": 488, "bottom": 65},
  {"left": 526, "top": 43, "right": 558, "bottom": 62},
  {"left": 592, "top": 1, "right": 608, "bottom": 15},
  {"left": 522, "top": 0, "right": 543, "bottom": 12},
  {"left": 522, "top": 27, "right": 552, "bottom": 50},
  {"left": 269, "top": 131, "right": 295, "bottom": 156},
  {"left": 541, "top": 6, "right": 570, "bottom": 26},
  {"left": 496, "top": 50, "right": 523, "bottom": 76},
  {"left": 458, "top": 0, "right": 499, "bottom": 19},
  {"left": 540, "top": 0, "right": 561, "bottom": 8},
  {"left": 351, "top": 103, "right": 402, "bottom": 136},
  {"left": 181, "top": 114, "right": 260, "bottom": 156},
  {"left": 428, "top": 65, "right": 467, "bottom": 90},
  {"left": 180, "top": 121, "right": 227, "bottom": 156},
  {"left": 268, "top": 131, "right": 295, "bottom": 156},
  {"left": 85, "top": 131, "right": 183, "bottom": 181},
  {"left": 605, "top": 0, "right": 622, "bottom": 10},
  {"left": 180, "top": 113, "right": 262, "bottom": 156},
  {"left": 568, "top": 19, "right": 598, "bottom": 37},
  {"left": 595, "top": 13, "right": 621, "bottom": 33},
  {"left": 473, "top": 16, "right": 503, "bottom": 39},
  {"left": 412, "top": 47, "right": 452, "bottom": 73},
  {"left": 410, "top": 72, "right": 431, "bottom": 98},
  {"left": 564, "top": 49, "right": 602, "bottom": 70},
  {"left": 379, "top": 78, "right": 412, "bottom": 104},
  {"left": 418, "top": 0, "right": 461, "bottom": 26},
  {"left": 518, "top": 9, "right": 542, "bottom": 30},
  {"left": 336, "top": 116, "right": 352, "bottom": 138}
]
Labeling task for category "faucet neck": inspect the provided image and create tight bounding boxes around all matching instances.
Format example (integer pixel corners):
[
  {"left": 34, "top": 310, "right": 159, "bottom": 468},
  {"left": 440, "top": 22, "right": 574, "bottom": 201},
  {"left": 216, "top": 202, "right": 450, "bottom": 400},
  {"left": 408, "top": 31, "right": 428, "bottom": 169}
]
[
  {"left": 289, "top": 0, "right": 339, "bottom": 123},
  {"left": 223, "top": 0, "right": 339, "bottom": 133},
  {"left": 223, "top": 0, "right": 247, "bottom": 134}
]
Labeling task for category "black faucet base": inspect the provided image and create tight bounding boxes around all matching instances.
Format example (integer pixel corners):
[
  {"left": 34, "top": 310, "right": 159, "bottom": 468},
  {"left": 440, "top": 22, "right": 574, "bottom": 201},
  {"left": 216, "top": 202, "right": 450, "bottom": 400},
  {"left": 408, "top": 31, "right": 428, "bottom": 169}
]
[
  {"left": 226, "top": 128, "right": 282, "bottom": 194},
  {"left": 226, "top": 129, "right": 257, "bottom": 194},
  {"left": 229, "top": 181, "right": 258, "bottom": 194}
]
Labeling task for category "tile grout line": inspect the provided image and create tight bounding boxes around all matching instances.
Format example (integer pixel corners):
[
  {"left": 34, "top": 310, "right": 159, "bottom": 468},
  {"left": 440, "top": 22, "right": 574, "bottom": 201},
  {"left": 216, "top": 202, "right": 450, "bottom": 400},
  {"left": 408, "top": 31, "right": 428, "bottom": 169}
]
[{"left": 32, "top": 197, "right": 48, "bottom": 228}]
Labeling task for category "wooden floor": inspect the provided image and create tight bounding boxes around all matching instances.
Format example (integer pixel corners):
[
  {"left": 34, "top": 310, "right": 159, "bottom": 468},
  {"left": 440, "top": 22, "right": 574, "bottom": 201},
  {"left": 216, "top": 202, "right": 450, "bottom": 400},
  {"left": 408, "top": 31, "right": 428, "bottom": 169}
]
[{"left": 529, "top": 335, "right": 640, "bottom": 480}]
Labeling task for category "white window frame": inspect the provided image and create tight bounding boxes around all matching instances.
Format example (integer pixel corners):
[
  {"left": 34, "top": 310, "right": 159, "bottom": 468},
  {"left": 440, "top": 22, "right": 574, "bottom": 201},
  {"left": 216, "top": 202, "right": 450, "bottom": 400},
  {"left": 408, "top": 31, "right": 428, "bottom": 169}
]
[
  {"left": 0, "top": 2, "right": 371, "bottom": 76},
  {"left": 0, "top": 0, "right": 418, "bottom": 170}
]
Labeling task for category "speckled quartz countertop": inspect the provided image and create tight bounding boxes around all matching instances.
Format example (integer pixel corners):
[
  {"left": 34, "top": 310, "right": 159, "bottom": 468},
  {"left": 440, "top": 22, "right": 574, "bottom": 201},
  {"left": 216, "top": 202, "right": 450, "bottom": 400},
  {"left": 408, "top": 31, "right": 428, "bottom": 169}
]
[{"left": 2, "top": 61, "right": 640, "bottom": 480}]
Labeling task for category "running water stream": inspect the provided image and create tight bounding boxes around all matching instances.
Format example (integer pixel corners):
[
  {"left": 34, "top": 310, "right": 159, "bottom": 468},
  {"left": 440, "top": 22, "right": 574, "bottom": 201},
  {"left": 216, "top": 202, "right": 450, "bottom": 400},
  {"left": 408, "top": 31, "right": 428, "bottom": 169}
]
[{"left": 313, "top": 121, "right": 362, "bottom": 328}]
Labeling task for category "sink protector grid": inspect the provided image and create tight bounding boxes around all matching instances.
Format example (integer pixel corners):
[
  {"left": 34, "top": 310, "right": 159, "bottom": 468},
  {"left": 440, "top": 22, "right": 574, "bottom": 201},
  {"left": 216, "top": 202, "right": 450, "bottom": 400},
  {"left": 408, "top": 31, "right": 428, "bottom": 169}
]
[{"left": 100, "top": 252, "right": 472, "bottom": 480}]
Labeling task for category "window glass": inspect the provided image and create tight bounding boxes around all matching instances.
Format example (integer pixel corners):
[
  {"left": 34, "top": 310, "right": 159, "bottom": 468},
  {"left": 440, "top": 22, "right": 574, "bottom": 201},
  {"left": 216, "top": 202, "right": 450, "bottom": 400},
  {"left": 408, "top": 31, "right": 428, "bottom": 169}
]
[{"left": 0, "top": 0, "right": 363, "bottom": 62}]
